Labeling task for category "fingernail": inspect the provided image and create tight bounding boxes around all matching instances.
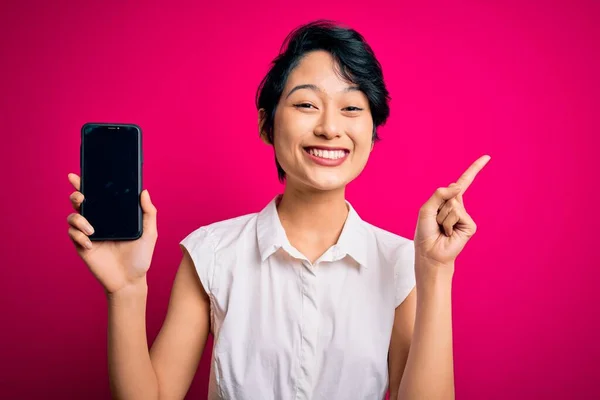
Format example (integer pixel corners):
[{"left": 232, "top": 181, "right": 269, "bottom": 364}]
[
  {"left": 85, "top": 224, "right": 94, "bottom": 235},
  {"left": 85, "top": 240, "right": 93, "bottom": 249}
]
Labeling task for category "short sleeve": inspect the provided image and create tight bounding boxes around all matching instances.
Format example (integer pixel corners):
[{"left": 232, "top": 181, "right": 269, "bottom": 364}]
[
  {"left": 180, "top": 227, "right": 216, "bottom": 296},
  {"left": 393, "top": 240, "right": 416, "bottom": 308}
]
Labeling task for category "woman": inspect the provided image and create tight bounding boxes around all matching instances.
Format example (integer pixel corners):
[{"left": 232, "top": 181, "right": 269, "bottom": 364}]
[{"left": 67, "top": 20, "right": 489, "bottom": 400}]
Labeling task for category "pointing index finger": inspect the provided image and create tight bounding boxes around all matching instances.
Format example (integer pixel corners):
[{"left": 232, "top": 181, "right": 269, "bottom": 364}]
[{"left": 456, "top": 155, "right": 491, "bottom": 194}]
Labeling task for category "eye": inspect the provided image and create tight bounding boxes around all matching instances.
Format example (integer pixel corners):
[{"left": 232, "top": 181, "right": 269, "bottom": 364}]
[
  {"left": 344, "top": 106, "right": 363, "bottom": 112},
  {"left": 293, "top": 103, "right": 316, "bottom": 109}
]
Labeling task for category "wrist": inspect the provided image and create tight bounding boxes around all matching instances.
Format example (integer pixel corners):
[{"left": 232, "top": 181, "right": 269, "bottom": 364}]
[
  {"left": 106, "top": 277, "right": 148, "bottom": 302},
  {"left": 415, "top": 256, "right": 455, "bottom": 289}
]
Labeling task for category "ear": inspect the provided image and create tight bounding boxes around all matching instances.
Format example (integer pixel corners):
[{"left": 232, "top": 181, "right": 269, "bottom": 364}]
[{"left": 258, "top": 109, "right": 271, "bottom": 145}]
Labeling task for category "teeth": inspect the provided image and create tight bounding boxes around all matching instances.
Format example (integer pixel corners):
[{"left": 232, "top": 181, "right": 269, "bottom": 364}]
[{"left": 308, "top": 148, "right": 346, "bottom": 160}]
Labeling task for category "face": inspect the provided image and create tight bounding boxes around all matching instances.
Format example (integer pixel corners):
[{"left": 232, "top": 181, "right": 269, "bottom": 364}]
[{"left": 263, "top": 50, "right": 374, "bottom": 192}]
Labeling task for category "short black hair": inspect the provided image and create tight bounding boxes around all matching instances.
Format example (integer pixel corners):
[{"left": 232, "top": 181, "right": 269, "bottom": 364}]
[{"left": 255, "top": 19, "right": 391, "bottom": 182}]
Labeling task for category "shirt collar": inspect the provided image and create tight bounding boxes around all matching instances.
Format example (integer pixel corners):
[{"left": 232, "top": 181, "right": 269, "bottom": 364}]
[
  {"left": 256, "top": 195, "right": 369, "bottom": 268},
  {"left": 256, "top": 195, "right": 290, "bottom": 262},
  {"left": 335, "top": 200, "right": 369, "bottom": 267}
]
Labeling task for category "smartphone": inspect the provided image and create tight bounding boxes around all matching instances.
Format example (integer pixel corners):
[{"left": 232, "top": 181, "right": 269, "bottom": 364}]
[{"left": 80, "top": 122, "right": 143, "bottom": 241}]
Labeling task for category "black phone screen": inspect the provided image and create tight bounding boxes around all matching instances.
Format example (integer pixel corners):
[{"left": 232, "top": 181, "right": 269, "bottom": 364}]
[{"left": 81, "top": 124, "right": 142, "bottom": 240}]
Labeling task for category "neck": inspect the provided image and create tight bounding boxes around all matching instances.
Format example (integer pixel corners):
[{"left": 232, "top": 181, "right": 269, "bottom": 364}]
[{"left": 277, "top": 181, "right": 349, "bottom": 240}]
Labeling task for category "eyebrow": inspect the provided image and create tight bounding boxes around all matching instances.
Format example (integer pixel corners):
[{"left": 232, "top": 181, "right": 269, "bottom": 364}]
[{"left": 285, "top": 84, "right": 360, "bottom": 99}]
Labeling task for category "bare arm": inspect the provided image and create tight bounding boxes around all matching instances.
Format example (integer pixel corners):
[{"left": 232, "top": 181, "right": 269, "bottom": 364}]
[
  {"left": 393, "top": 155, "right": 489, "bottom": 399},
  {"left": 107, "top": 249, "right": 211, "bottom": 400},
  {"left": 107, "top": 279, "right": 158, "bottom": 400},
  {"left": 387, "top": 287, "right": 416, "bottom": 400},
  {"left": 150, "top": 248, "right": 211, "bottom": 399},
  {"left": 396, "top": 262, "right": 455, "bottom": 400}
]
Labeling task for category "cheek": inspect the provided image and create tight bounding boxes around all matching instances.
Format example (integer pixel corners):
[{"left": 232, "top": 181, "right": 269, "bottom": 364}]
[
  {"left": 272, "top": 130, "right": 302, "bottom": 173},
  {"left": 273, "top": 131, "right": 297, "bottom": 159},
  {"left": 352, "top": 146, "right": 371, "bottom": 172},
  {"left": 350, "top": 126, "right": 374, "bottom": 156},
  {"left": 273, "top": 109, "right": 304, "bottom": 149}
]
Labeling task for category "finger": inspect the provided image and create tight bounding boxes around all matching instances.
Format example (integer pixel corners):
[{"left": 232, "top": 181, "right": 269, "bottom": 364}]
[
  {"left": 442, "top": 210, "right": 461, "bottom": 237},
  {"left": 436, "top": 205, "right": 451, "bottom": 226},
  {"left": 67, "top": 212, "right": 95, "bottom": 236},
  {"left": 455, "top": 155, "right": 491, "bottom": 195},
  {"left": 70, "top": 191, "right": 84, "bottom": 212},
  {"left": 421, "top": 185, "right": 462, "bottom": 216},
  {"left": 140, "top": 190, "right": 158, "bottom": 237},
  {"left": 439, "top": 182, "right": 464, "bottom": 210},
  {"left": 436, "top": 198, "right": 459, "bottom": 225},
  {"left": 68, "top": 226, "right": 93, "bottom": 250},
  {"left": 448, "top": 182, "right": 465, "bottom": 206},
  {"left": 456, "top": 192, "right": 464, "bottom": 207},
  {"left": 68, "top": 173, "right": 81, "bottom": 191},
  {"left": 458, "top": 209, "right": 478, "bottom": 238},
  {"left": 438, "top": 183, "right": 461, "bottom": 210}
]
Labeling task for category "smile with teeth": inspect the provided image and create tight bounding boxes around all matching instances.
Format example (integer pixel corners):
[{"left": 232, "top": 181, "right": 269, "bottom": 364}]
[{"left": 304, "top": 147, "right": 348, "bottom": 160}]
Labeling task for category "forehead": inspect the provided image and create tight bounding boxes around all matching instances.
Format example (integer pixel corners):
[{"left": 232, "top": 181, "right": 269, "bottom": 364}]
[{"left": 284, "top": 50, "right": 356, "bottom": 94}]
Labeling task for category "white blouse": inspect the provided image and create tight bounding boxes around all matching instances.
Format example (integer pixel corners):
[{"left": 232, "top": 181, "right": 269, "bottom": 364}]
[{"left": 180, "top": 196, "right": 416, "bottom": 400}]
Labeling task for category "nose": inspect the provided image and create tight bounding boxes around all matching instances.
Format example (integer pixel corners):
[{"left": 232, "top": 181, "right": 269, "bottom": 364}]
[{"left": 313, "top": 107, "right": 342, "bottom": 140}]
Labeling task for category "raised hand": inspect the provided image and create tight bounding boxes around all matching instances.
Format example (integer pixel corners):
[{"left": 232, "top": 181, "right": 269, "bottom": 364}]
[
  {"left": 66, "top": 173, "right": 159, "bottom": 295},
  {"left": 414, "top": 155, "right": 491, "bottom": 268}
]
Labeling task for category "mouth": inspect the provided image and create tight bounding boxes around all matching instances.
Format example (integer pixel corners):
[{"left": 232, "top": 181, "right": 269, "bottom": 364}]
[
  {"left": 303, "top": 146, "right": 350, "bottom": 166},
  {"left": 303, "top": 146, "right": 349, "bottom": 160}
]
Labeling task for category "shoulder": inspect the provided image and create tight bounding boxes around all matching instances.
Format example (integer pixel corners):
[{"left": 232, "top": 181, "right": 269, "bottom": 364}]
[
  {"left": 181, "top": 211, "right": 259, "bottom": 251},
  {"left": 361, "top": 222, "right": 416, "bottom": 307},
  {"left": 179, "top": 211, "right": 260, "bottom": 294},
  {"left": 361, "top": 221, "right": 413, "bottom": 257}
]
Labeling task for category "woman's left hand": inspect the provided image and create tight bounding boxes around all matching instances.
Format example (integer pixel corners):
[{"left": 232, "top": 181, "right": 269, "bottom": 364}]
[{"left": 414, "top": 155, "right": 491, "bottom": 269}]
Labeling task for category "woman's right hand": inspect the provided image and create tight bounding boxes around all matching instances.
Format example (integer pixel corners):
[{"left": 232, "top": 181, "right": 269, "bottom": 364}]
[{"left": 66, "top": 173, "right": 159, "bottom": 295}]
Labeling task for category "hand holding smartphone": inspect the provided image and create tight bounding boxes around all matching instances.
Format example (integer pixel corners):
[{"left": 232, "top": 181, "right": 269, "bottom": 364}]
[{"left": 66, "top": 123, "right": 158, "bottom": 295}]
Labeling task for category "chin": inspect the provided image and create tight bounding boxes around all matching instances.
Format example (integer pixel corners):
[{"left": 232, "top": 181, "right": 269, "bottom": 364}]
[{"left": 303, "top": 171, "right": 352, "bottom": 192}]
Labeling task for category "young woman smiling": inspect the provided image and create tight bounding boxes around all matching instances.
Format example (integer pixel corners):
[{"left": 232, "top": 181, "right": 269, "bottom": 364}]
[{"left": 67, "top": 20, "right": 490, "bottom": 400}]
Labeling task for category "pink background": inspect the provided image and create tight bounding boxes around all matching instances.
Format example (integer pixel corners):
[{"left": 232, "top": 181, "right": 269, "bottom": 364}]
[{"left": 1, "top": 0, "right": 598, "bottom": 398}]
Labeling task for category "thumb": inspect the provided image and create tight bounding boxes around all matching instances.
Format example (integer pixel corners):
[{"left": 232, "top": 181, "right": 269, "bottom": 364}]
[
  {"left": 448, "top": 182, "right": 464, "bottom": 206},
  {"left": 140, "top": 189, "right": 157, "bottom": 236},
  {"left": 421, "top": 184, "right": 462, "bottom": 216}
]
